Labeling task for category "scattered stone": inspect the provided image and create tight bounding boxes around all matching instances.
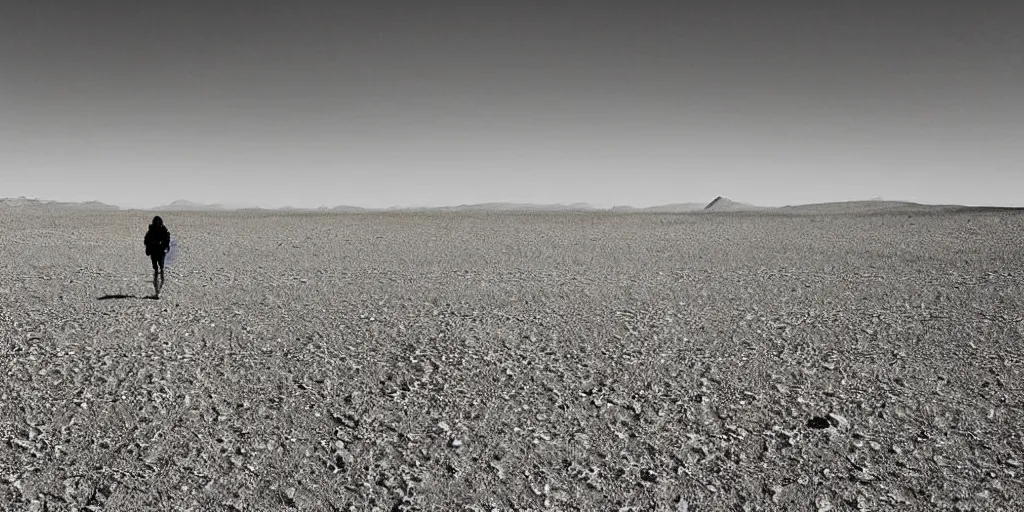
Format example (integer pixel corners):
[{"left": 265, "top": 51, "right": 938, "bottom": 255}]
[
  {"left": 675, "top": 496, "right": 689, "bottom": 511},
  {"left": 778, "top": 429, "right": 798, "bottom": 447},
  {"left": 815, "top": 495, "right": 833, "bottom": 512},
  {"left": 489, "top": 462, "right": 506, "bottom": 480},
  {"left": 807, "top": 417, "right": 830, "bottom": 429},
  {"left": 334, "top": 448, "right": 354, "bottom": 467},
  {"left": 11, "top": 439, "right": 33, "bottom": 450},
  {"left": 851, "top": 470, "right": 875, "bottom": 483},
  {"left": 827, "top": 413, "right": 850, "bottom": 430}
]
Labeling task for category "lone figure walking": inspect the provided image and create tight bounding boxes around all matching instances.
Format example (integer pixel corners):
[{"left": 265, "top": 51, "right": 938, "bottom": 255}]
[{"left": 144, "top": 216, "right": 171, "bottom": 298}]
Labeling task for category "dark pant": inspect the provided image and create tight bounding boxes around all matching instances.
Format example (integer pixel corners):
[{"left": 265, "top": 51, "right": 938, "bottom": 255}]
[{"left": 151, "top": 252, "right": 165, "bottom": 273}]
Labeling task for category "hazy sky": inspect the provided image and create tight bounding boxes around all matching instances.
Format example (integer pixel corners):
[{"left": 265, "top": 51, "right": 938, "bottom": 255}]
[{"left": 2, "top": 1, "right": 1021, "bottom": 209}]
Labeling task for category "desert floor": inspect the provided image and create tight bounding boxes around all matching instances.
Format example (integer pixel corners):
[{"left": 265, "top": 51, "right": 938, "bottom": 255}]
[{"left": 1, "top": 207, "right": 1022, "bottom": 511}]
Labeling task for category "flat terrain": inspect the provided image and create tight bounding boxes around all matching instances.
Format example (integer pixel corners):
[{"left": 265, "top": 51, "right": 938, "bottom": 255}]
[{"left": 1, "top": 207, "right": 1023, "bottom": 511}]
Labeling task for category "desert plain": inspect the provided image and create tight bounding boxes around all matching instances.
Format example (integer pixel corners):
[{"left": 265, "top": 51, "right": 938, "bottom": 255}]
[{"left": 1, "top": 204, "right": 1022, "bottom": 511}]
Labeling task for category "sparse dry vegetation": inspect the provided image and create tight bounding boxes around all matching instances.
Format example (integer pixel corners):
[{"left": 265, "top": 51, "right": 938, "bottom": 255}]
[{"left": 1, "top": 206, "right": 1023, "bottom": 511}]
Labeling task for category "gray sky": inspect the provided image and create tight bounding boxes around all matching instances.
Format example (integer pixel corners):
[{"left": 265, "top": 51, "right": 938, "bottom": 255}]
[{"left": 1, "top": 1, "right": 1021, "bottom": 209}]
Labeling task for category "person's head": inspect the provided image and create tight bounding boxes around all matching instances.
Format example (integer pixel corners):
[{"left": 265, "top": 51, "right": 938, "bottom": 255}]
[{"left": 152, "top": 216, "right": 163, "bottom": 226}]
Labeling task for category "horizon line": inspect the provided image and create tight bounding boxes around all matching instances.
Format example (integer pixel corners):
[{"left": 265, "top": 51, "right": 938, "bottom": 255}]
[{"left": 4, "top": 195, "right": 1024, "bottom": 212}]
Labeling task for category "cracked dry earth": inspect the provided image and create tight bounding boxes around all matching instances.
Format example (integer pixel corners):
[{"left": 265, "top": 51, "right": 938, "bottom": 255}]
[{"left": 1, "top": 207, "right": 1023, "bottom": 511}]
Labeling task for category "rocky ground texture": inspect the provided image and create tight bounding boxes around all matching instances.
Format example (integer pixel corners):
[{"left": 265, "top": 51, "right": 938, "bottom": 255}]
[{"left": 1, "top": 207, "right": 1022, "bottom": 510}]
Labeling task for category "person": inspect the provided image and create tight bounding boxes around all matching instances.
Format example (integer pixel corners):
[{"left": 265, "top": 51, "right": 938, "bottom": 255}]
[{"left": 144, "top": 216, "right": 171, "bottom": 298}]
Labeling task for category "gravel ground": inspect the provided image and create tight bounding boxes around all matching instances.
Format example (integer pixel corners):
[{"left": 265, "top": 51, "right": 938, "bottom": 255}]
[{"left": 1, "top": 206, "right": 1022, "bottom": 511}]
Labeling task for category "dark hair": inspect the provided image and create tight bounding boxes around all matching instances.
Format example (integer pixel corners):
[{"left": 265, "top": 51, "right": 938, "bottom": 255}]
[{"left": 152, "top": 216, "right": 163, "bottom": 226}]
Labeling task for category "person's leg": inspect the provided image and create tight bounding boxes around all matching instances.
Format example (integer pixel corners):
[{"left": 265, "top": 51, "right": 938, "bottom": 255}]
[
  {"left": 158, "top": 254, "right": 165, "bottom": 289},
  {"left": 151, "top": 255, "right": 161, "bottom": 296}
]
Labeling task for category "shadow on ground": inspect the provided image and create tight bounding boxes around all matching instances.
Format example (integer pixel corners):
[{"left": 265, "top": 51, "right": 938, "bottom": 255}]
[{"left": 96, "top": 294, "right": 158, "bottom": 301}]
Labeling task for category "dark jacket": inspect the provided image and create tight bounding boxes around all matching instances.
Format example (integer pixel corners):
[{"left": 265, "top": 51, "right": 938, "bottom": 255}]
[{"left": 144, "top": 217, "right": 171, "bottom": 256}]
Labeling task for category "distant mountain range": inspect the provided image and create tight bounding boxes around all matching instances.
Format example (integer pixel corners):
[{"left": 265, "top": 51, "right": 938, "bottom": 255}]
[
  {"left": 150, "top": 199, "right": 714, "bottom": 212},
  {"left": 2, "top": 196, "right": 1020, "bottom": 214},
  {"left": 152, "top": 199, "right": 277, "bottom": 211},
  {"left": 155, "top": 200, "right": 231, "bottom": 211},
  {"left": 0, "top": 197, "right": 121, "bottom": 210},
  {"left": 703, "top": 196, "right": 767, "bottom": 211}
]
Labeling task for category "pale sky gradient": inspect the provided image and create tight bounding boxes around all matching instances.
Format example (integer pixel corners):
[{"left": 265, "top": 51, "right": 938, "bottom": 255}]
[{"left": 1, "top": 1, "right": 1022, "bottom": 209}]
